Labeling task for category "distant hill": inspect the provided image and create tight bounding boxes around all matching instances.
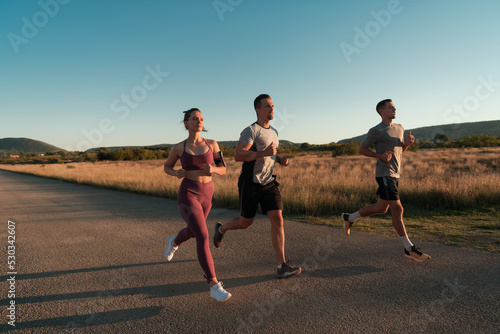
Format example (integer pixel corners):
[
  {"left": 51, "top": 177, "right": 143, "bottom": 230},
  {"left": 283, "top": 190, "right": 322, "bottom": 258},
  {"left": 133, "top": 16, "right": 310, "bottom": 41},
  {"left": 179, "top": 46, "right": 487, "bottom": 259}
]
[
  {"left": 0, "top": 138, "right": 64, "bottom": 155},
  {"left": 338, "top": 120, "right": 500, "bottom": 143},
  {"left": 7, "top": 120, "right": 496, "bottom": 155}
]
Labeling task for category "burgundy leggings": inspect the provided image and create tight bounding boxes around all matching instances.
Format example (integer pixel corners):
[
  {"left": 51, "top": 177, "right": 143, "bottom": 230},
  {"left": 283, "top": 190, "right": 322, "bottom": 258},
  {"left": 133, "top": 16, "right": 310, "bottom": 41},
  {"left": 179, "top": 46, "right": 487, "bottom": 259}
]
[{"left": 174, "top": 179, "right": 215, "bottom": 281}]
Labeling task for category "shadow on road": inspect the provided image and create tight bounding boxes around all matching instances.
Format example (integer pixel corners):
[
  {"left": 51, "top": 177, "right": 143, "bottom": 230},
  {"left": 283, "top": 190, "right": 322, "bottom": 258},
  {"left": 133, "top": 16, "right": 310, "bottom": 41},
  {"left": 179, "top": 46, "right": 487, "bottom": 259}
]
[
  {"left": 305, "top": 266, "right": 383, "bottom": 278},
  {"left": 0, "top": 306, "right": 162, "bottom": 332},
  {"left": 0, "top": 265, "right": 382, "bottom": 308},
  {"left": 0, "top": 261, "right": 197, "bottom": 282}
]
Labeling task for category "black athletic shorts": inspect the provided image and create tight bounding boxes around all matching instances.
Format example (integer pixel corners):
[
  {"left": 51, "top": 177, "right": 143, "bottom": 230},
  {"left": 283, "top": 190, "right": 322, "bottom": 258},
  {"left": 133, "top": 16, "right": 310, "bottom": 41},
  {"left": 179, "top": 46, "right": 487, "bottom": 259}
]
[
  {"left": 376, "top": 176, "right": 400, "bottom": 201},
  {"left": 238, "top": 177, "right": 283, "bottom": 219}
]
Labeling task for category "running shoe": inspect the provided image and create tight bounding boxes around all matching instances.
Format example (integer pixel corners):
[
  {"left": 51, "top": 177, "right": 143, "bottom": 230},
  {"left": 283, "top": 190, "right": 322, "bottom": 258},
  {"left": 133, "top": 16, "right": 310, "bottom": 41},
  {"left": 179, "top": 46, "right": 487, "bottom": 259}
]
[
  {"left": 341, "top": 213, "right": 352, "bottom": 236},
  {"left": 277, "top": 262, "right": 302, "bottom": 278},
  {"left": 213, "top": 222, "right": 224, "bottom": 248},
  {"left": 210, "top": 282, "right": 232, "bottom": 302},
  {"left": 404, "top": 246, "right": 431, "bottom": 263},
  {"left": 164, "top": 236, "right": 178, "bottom": 262}
]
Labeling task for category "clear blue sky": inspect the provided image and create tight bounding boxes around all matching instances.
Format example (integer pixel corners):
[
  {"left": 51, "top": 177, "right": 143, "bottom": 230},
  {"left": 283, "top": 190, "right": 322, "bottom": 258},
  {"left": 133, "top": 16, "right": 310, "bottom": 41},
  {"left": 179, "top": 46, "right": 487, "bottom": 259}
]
[{"left": 1, "top": 0, "right": 499, "bottom": 151}]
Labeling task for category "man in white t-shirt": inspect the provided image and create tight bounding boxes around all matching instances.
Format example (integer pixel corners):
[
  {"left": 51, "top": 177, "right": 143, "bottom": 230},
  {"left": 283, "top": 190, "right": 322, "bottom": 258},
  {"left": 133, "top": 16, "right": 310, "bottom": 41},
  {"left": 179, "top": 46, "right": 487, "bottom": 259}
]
[{"left": 213, "top": 94, "right": 302, "bottom": 278}]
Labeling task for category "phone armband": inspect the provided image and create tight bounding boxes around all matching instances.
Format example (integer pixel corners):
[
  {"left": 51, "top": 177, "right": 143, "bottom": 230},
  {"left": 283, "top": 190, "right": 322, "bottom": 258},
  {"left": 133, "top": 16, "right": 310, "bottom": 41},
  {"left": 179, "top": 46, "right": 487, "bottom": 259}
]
[{"left": 214, "top": 151, "right": 226, "bottom": 167}]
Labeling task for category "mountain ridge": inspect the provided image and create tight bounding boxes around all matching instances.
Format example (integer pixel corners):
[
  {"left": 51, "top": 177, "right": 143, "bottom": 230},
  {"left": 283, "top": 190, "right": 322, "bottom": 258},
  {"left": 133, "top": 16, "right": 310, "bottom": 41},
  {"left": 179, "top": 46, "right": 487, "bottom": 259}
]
[
  {"left": 2, "top": 120, "right": 498, "bottom": 154},
  {"left": 0, "top": 137, "right": 63, "bottom": 155},
  {"left": 337, "top": 120, "right": 500, "bottom": 143}
]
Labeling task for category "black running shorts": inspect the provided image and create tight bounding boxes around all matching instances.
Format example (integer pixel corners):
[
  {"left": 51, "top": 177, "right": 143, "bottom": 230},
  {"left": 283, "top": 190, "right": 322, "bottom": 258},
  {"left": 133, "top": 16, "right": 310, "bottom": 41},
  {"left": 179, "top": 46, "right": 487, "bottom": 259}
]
[
  {"left": 238, "top": 178, "right": 283, "bottom": 219},
  {"left": 375, "top": 176, "right": 400, "bottom": 201}
]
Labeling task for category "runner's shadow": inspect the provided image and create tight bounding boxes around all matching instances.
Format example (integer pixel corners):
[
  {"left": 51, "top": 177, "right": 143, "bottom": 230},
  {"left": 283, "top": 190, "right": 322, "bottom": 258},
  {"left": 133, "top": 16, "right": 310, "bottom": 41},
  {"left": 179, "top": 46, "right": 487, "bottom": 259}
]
[
  {"left": 0, "top": 267, "right": 382, "bottom": 331},
  {"left": 0, "top": 306, "right": 162, "bottom": 332},
  {"left": 0, "top": 260, "right": 196, "bottom": 281},
  {"left": 304, "top": 266, "right": 383, "bottom": 278},
  {"left": 0, "top": 266, "right": 381, "bottom": 308},
  {"left": 0, "top": 273, "right": 275, "bottom": 307}
]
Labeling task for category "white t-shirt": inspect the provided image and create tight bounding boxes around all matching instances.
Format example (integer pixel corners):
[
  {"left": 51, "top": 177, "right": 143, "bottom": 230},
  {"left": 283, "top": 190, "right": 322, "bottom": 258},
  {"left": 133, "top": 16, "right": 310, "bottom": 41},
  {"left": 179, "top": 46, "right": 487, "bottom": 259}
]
[{"left": 238, "top": 122, "right": 279, "bottom": 185}]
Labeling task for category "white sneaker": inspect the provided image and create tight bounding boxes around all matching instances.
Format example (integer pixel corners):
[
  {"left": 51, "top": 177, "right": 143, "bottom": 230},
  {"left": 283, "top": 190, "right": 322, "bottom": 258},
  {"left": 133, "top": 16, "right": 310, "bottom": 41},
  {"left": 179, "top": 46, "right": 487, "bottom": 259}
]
[
  {"left": 164, "top": 236, "right": 178, "bottom": 261},
  {"left": 210, "top": 282, "right": 232, "bottom": 302}
]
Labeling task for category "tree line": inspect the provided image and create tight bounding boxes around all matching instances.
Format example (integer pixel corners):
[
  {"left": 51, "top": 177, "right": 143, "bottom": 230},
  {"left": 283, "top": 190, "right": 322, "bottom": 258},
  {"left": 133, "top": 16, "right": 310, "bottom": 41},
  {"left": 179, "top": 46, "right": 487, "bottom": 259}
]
[{"left": 1, "top": 134, "right": 498, "bottom": 164}]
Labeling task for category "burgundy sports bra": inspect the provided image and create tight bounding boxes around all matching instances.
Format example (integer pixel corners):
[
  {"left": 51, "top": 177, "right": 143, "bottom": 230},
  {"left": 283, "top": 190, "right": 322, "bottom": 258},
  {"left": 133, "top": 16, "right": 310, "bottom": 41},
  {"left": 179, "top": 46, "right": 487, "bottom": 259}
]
[{"left": 180, "top": 139, "right": 213, "bottom": 171}]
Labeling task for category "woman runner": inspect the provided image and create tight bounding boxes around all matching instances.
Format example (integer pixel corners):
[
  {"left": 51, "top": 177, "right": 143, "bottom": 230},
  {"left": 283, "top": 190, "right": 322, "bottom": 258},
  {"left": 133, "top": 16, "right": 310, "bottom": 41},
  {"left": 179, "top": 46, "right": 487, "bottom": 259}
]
[{"left": 163, "top": 108, "right": 231, "bottom": 302}]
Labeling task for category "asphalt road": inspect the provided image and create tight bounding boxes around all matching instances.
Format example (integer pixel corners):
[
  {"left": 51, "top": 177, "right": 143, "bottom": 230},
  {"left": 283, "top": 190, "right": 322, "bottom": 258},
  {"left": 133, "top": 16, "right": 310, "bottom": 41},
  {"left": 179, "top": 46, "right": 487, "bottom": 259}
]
[{"left": 0, "top": 170, "right": 498, "bottom": 333}]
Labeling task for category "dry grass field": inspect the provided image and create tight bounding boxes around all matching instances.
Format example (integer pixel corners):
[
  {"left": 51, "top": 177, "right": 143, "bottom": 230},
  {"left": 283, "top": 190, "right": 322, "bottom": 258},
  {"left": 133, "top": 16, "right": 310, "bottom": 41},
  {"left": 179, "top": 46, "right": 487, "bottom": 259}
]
[{"left": 1, "top": 147, "right": 499, "bottom": 252}]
